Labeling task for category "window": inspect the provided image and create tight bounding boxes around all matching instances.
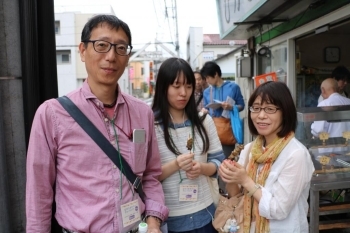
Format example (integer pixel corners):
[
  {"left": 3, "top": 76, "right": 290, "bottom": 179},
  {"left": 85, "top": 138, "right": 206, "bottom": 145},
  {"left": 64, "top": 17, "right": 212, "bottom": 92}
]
[
  {"left": 55, "top": 21, "right": 60, "bottom": 35},
  {"left": 56, "top": 50, "right": 71, "bottom": 64}
]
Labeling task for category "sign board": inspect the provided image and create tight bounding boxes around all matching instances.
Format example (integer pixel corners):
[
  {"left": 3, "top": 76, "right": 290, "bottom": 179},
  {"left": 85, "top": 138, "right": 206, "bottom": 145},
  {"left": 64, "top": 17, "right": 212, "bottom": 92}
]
[
  {"left": 216, "top": 0, "right": 268, "bottom": 38},
  {"left": 253, "top": 72, "right": 277, "bottom": 87}
]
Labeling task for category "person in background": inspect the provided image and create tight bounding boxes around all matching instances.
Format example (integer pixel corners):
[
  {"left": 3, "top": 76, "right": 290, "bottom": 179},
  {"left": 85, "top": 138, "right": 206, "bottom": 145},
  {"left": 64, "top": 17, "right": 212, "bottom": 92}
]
[
  {"left": 26, "top": 14, "right": 168, "bottom": 233},
  {"left": 200, "top": 61, "right": 245, "bottom": 158},
  {"left": 152, "top": 58, "right": 224, "bottom": 233},
  {"left": 318, "top": 65, "right": 350, "bottom": 103},
  {"left": 219, "top": 81, "right": 314, "bottom": 233},
  {"left": 194, "top": 71, "right": 208, "bottom": 111},
  {"left": 312, "top": 78, "right": 350, "bottom": 138}
]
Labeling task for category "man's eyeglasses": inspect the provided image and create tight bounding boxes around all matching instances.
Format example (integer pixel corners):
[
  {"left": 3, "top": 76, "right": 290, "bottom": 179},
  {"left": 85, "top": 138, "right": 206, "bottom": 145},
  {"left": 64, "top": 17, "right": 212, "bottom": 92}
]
[
  {"left": 83, "top": 40, "right": 133, "bottom": 56},
  {"left": 249, "top": 106, "right": 280, "bottom": 114}
]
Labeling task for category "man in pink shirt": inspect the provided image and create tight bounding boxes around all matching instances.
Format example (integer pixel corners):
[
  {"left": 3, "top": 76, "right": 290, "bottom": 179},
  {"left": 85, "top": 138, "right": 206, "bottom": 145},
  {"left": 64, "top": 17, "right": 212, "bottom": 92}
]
[{"left": 26, "top": 14, "right": 168, "bottom": 233}]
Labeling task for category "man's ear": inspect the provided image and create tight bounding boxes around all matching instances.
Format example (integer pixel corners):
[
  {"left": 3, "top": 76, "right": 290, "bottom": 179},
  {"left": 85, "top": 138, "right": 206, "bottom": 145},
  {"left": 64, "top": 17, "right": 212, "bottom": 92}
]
[{"left": 79, "top": 42, "right": 86, "bottom": 62}]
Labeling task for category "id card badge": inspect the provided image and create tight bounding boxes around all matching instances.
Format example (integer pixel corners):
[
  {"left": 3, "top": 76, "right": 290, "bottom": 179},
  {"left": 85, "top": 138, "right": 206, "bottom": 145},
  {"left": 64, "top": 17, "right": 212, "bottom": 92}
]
[
  {"left": 120, "top": 200, "right": 141, "bottom": 227},
  {"left": 179, "top": 184, "right": 198, "bottom": 202},
  {"left": 133, "top": 129, "right": 146, "bottom": 143}
]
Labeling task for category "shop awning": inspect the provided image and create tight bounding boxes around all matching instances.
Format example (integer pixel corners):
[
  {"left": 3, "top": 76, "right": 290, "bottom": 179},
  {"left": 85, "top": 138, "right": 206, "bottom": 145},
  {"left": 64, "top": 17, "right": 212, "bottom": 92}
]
[{"left": 216, "top": 0, "right": 316, "bottom": 40}]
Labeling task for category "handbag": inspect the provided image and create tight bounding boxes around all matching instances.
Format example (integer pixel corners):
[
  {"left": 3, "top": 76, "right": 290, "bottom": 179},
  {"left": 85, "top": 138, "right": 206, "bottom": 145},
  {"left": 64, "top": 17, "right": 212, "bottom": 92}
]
[
  {"left": 212, "top": 143, "right": 253, "bottom": 233},
  {"left": 209, "top": 87, "right": 236, "bottom": 146},
  {"left": 212, "top": 117, "right": 236, "bottom": 146},
  {"left": 57, "top": 96, "right": 145, "bottom": 200},
  {"left": 213, "top": 193, "right": 244, "bottom": 233},
  {"left": 230, "top": 105, "right": 243, "bottom": 145}
]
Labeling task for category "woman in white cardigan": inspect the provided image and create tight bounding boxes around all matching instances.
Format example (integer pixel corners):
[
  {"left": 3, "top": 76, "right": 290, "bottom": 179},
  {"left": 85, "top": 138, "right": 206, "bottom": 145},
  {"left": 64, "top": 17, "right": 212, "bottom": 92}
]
[{"left": 220, "top": 81, "right": 315, "bottom": 233}]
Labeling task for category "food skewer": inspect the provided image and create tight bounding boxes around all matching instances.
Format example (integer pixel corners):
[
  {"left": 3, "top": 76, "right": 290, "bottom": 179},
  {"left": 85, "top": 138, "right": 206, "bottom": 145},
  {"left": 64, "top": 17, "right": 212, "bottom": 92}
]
[{"left": 186, "top": 133, "right": 193, "bottom": 152}]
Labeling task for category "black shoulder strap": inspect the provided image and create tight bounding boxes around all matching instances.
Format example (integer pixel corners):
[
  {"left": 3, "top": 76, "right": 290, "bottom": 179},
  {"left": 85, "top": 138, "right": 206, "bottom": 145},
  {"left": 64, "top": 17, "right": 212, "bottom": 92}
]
[{"left": 57, "top": 96, "right": 145, "bottom": 200}]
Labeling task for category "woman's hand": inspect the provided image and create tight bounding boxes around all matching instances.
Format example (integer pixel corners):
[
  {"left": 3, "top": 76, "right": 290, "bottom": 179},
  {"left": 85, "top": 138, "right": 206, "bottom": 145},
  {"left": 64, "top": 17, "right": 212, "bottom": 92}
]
[
  {"left": 200, "top": 108, "right": 208, "bottom": 114},
  {"left": 176, "top": 153, "right": 194, "bottom": 171},
  {"left": 219, "top": 159, "right": 250, "bottom": 185},
  {"left": 186, "top": 161, "right": 201, "bottom": 179}
]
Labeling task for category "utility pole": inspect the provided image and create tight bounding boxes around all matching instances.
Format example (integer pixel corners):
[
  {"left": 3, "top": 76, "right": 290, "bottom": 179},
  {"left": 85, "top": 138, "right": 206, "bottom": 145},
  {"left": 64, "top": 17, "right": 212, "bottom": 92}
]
[
  {"left": 164, "top": 0, "right": 180, "bottom": 57},
  {"left": 174, "top": 0, "right": 180, "bottom": 57}
]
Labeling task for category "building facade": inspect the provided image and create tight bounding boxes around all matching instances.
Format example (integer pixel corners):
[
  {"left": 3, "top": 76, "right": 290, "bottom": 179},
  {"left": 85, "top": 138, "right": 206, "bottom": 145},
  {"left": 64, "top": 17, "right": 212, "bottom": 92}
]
[{"left": 186, "top": 27, "right": 246, "bottom": 78}]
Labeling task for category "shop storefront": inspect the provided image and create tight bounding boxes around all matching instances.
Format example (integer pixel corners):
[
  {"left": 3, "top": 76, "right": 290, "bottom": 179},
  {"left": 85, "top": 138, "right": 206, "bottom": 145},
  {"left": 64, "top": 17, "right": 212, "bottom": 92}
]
[{"left": 216, "top": 0, "right": 350, "bottom": 231}]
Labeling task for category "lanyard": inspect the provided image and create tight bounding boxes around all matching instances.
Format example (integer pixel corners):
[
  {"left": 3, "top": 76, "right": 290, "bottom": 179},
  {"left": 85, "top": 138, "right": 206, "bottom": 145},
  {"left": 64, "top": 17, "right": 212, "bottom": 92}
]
[
  {"left": 168, "top": 118, "right": 195, "bottom": 184},
  {"left": 91, "top": 94, "right": 133, "bottom": 140},
  {"left": 110, "top": 117, "right": 134, "bottom": 199}
]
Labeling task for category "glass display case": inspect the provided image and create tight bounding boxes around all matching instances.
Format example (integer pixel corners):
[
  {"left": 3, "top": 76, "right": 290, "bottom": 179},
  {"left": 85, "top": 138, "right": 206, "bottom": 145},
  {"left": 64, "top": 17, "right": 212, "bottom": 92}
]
[{"left": 296, "top": 105, "right": 350, "bottom": 232}]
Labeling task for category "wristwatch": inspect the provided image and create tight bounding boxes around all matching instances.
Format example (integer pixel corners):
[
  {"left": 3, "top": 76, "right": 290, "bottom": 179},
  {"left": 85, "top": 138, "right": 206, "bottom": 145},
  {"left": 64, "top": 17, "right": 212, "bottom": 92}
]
[{"left": 247, "top": 183, "right": 261, "bottom": 197}]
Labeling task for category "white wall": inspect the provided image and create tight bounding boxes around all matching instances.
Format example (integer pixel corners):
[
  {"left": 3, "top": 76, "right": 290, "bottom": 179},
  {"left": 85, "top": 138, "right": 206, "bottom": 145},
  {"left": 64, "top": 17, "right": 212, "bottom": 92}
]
[
  {"left": 215, "top": 52, "right": 238, "bottom": 77},
  {"left": 55, "top": 12, "right": 77, "bottom": 96}
]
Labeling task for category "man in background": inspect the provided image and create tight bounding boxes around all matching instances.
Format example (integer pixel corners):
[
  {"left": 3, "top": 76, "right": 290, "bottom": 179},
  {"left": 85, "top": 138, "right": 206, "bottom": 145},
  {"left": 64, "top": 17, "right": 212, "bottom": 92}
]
[
  {"left": 312, "top": 78, "right": 350, "bottom": 138},
  {"left": 194, "top": 71, "right": 208, "bottom": 111},
  {"left": 318, "top": 65, "right": 350, "bottom": 103}
]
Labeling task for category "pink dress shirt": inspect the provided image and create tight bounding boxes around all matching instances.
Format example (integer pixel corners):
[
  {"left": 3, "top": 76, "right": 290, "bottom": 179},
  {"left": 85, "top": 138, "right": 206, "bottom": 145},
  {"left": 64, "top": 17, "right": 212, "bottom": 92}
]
[{"left": 26, "top": 81, "right": 168, "bottom": 233}]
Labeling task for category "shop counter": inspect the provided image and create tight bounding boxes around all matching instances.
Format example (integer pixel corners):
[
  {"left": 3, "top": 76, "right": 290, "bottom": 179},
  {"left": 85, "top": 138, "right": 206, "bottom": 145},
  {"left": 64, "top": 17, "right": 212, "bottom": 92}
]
[{"left": 297, "top": 106, "right": 350, "bottom": 232}]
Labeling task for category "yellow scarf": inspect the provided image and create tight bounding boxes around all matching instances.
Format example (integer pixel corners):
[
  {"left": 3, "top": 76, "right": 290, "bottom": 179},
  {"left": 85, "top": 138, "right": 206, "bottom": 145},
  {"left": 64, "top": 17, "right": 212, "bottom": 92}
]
[{"left": 243, "top": 132, "right": 294, "bottom": 233}]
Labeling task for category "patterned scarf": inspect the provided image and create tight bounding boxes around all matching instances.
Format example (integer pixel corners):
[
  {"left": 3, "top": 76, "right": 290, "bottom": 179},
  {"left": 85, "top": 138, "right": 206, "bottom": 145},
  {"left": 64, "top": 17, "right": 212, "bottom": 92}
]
[{"left": 243, "top": 132, "right": 294, "bottom": 233}]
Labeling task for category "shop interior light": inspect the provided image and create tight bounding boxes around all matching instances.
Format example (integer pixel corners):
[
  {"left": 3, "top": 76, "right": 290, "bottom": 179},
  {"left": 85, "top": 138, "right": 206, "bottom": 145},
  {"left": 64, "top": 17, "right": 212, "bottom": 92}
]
[{"left": 315, "top": 25, "right": 329, "bottom": 34}]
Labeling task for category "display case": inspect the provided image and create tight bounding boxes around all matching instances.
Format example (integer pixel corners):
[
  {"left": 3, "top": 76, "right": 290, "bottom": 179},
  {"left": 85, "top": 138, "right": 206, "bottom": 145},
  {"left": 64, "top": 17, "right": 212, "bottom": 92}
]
[{"left": 296, "top": 105, "right": 350, "bottom": 232}]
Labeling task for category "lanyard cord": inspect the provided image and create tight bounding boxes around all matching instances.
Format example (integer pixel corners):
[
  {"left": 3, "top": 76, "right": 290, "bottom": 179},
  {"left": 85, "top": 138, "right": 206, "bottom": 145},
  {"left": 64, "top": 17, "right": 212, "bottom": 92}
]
[
  {"left": 168, "top": 112, "right": 195, "bottom": 184},
  {"left": 91, "top": 94, "right": 133, "bottom": 140},
  {"left": 110, "top": 117, "right": 134, "bottom": 199}
]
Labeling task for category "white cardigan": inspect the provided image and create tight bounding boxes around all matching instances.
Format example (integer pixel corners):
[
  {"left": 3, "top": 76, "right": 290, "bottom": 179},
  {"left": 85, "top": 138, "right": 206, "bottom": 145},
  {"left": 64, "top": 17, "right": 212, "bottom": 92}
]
[
  {"left": 155, "top": 115, "right": 223, "bottom": 217},
  {"left": 239, "top": 138, "right": 315, "bottom": 233}
]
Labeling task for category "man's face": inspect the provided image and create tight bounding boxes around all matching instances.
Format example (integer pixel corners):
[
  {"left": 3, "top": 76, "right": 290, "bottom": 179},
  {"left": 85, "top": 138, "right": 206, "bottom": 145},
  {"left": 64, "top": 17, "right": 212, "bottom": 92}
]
[
  {"left": 194, "top": 73, "right": 203, "bottom": 92},
  {"left": 337, "top": 79, "right": 348, "bottom": 92},
  {"left": 321, "top": 86, "right": 328, "bottom": 99},
  {"left": 205, "top": 72, "right": 219, "bottom": 86},
  {"left": 79, "top": 23, "right": 130, "bottom": 89}
]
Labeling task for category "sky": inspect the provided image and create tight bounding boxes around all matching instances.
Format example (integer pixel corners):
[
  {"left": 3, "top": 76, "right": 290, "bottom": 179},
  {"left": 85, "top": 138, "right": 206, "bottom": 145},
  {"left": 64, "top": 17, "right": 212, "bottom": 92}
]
[{"left": 54, "top": 0, "right": 220, "bottom": 58}]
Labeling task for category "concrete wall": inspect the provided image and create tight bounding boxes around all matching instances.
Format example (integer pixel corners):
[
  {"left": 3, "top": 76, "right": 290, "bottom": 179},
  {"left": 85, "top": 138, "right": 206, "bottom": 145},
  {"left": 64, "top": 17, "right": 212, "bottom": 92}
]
[{"left": 0, "top": 0, "right": 27, "bottom": 231}]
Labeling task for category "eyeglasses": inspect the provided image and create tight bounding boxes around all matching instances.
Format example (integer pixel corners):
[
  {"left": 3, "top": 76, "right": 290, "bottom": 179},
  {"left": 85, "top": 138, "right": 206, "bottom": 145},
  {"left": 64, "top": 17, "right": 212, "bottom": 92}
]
[
  {"left": 83, "top": 40, "right": 133, "bottom": 56},
  {"left": 249, "top": 106, "right": 280, "bottom": 114}
]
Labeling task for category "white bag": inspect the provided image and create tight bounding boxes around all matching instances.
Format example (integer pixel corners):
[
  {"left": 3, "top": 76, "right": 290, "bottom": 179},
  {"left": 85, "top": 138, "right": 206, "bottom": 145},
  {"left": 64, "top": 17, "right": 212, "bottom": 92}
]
[
  {"left": 203, "top": 113, "right": 221, "bottom": 207},
  {"left": 207, "top": 176, "right": 220, "bottom": 207}
]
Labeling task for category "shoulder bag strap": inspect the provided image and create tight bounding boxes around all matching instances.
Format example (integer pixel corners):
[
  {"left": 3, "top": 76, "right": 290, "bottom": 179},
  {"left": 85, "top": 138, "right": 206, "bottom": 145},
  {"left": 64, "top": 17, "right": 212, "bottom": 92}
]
[{"left": 57, "top": 96, "right": 145, "bottom": 200}]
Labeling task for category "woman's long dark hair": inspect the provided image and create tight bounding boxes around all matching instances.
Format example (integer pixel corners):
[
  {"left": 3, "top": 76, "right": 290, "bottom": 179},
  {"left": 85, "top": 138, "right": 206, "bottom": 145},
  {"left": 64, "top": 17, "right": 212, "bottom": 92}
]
[{"left": 152, "top": 58, "right": 209, "bottom": 155}]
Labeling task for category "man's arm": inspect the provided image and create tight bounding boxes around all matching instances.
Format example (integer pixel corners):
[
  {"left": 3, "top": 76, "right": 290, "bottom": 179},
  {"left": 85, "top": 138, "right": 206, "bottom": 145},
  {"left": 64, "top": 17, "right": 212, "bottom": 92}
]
[
  {"left": 231, "top": 83, "right": 245, "bottom": 111},
  {"left": 26, "top": 103, "right": 57, "bottom": 233}
]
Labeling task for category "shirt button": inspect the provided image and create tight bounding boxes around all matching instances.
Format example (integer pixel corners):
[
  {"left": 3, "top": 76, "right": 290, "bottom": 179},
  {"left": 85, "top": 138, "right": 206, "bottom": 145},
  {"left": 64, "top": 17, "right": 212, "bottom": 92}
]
[
  {"left": 116, "top": 188, "right": 119, "bottom": 193},
  {"left": 113, "top": 165, "right": 117, "bottom": 169},
  {"left": 104, "top": 118, "right": 108, "bottom": 122}
]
